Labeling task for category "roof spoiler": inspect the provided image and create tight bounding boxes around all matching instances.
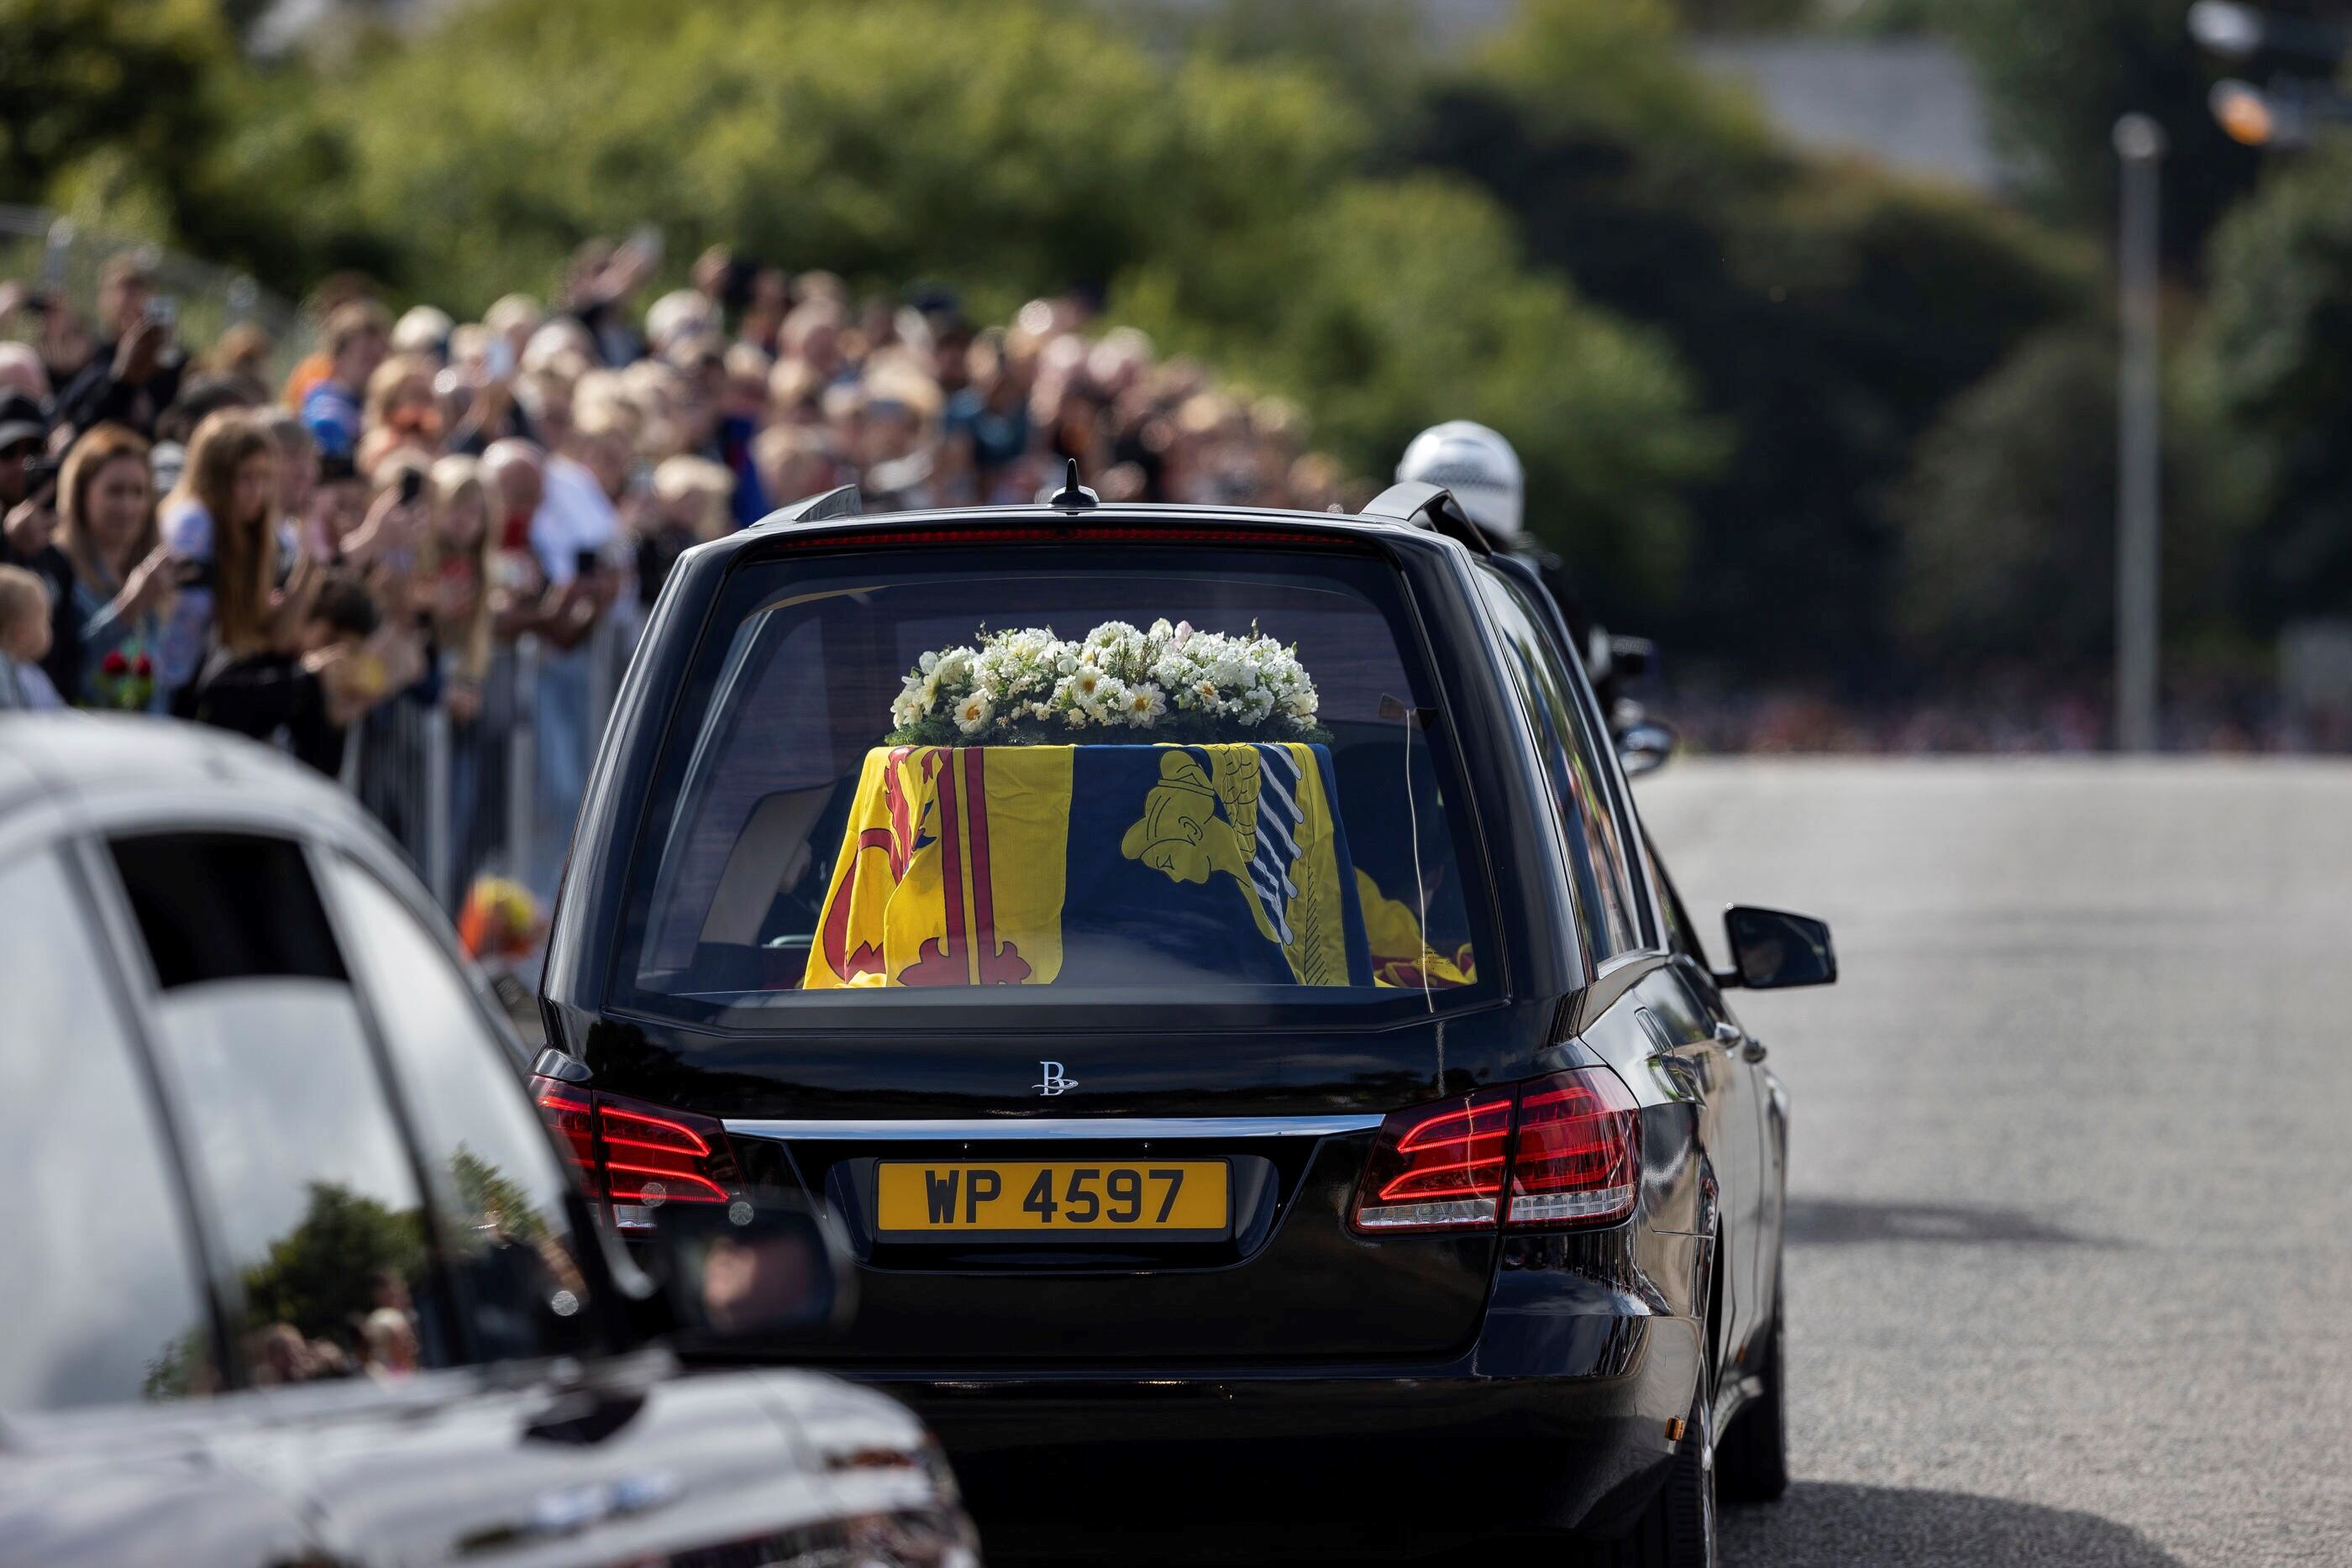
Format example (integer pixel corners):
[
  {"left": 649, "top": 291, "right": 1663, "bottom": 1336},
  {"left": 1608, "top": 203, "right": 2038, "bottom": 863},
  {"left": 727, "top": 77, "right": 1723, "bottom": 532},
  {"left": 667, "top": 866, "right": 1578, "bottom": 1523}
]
[
  {"left": 750, "top": 484, "right": 861, "bottom": 530},
  {"left": 1359, "top": 481, "right": 1494, "bottom": 557}
]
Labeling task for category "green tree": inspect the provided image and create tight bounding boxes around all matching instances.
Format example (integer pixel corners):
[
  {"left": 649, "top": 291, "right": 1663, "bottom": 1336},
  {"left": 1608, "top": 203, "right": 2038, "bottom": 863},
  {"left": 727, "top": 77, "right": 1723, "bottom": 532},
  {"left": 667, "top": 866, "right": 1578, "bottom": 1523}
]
[
  {"left": 1123, "top": 175, "right": 1718, "bottom": 597},
  {"left": 0, "top": 0, "right": 231, "bottom": 236},
  {"left": 1413, "top": 0, "right": 2094, "bottom": 676},
  {"left": 444, "top": 1145, "right": 549, "bottom": 1248},
  {"left": 2183, "top": 145, "right": 2352, "bottom": 627},
  {"left": 240, "top": 1181, "right": 426, "bottom": 1346},
  {"left": 310, "top": 0, "right": 1362, "bottom": 315}
]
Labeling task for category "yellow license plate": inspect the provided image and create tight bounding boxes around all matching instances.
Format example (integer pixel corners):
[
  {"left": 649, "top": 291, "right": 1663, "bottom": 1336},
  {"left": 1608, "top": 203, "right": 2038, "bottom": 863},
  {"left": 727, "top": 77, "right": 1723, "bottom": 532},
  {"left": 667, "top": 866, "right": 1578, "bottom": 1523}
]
[{"left": 875, "top": 1161, "right": 1230, "bottom": 1237}]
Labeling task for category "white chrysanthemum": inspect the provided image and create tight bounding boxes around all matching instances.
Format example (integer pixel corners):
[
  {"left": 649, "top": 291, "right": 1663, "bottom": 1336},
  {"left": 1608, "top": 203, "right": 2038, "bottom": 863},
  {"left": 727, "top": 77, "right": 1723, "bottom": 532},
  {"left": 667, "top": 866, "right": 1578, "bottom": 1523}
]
[
  {"left": 1124, "top": 683, "right": 1167, "bottom": 726},
  {"left": 954, "top": 693, "right": 995, "bottom": 735}
]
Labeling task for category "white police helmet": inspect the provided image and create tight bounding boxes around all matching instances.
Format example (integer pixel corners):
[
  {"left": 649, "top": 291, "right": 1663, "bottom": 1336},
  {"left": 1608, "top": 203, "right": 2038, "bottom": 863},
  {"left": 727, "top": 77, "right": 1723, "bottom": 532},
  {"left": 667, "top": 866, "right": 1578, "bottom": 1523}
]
[{"left": 1396, "top": 421, "right": 1524, "bottom": 543}]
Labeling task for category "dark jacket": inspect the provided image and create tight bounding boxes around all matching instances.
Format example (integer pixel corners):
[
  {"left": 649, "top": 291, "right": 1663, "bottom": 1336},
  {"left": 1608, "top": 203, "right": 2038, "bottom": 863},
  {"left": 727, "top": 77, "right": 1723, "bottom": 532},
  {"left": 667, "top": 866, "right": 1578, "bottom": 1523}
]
[
  {"left": 27, "top": 547, "right": 80, "bottom": 700},
  {"left": 186, "top": 652, "right": 345, "bottom": 776},
  {"left": 54, "top": 343, "right": 184, "bottom": 438}
]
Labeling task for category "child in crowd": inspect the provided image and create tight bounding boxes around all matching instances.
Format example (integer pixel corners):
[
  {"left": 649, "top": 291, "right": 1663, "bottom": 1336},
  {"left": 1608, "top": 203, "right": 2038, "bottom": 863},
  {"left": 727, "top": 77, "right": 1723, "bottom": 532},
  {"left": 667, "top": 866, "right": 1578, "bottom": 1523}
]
[{"left": 0, "top": 564, "right": 64, "bottom": 710}]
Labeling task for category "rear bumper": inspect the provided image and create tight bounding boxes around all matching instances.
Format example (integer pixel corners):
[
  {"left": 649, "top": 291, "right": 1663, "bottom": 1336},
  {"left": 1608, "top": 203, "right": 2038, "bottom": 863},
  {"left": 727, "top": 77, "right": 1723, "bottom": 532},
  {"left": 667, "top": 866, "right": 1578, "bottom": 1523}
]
[{"left": 857, "top": 1303, "right": 1703, "bottom": 1556}]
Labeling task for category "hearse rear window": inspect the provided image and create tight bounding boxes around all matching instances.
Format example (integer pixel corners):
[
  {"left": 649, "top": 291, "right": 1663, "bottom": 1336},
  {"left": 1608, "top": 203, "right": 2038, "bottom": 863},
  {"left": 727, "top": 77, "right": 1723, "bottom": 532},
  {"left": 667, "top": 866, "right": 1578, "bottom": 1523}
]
[{"left": 620, "top": 543, "right": 1490, "bottom": 1015}]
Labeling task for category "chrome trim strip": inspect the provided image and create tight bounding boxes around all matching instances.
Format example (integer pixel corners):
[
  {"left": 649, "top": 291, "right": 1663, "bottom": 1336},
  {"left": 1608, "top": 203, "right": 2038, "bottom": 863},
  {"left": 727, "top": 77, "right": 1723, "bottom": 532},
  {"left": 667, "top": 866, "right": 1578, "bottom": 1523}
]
[{"left": 723, "top": 1114, "right": 1385, "bottom": 1142}]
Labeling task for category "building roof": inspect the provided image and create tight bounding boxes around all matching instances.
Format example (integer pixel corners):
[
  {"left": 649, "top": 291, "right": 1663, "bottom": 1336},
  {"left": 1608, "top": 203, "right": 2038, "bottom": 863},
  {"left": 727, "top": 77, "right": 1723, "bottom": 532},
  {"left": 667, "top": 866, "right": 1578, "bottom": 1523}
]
[{"left": 1688, "top": 36, "right": 2008, "bottom": 194}]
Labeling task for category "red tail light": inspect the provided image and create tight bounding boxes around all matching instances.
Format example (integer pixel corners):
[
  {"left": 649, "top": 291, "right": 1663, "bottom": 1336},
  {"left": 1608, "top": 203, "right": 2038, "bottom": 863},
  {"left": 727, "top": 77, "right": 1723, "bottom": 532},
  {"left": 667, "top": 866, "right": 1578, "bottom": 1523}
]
[
  {"left": 1506, "top": 1070, "right": 1640, "bottom": 1228},
  {"left": 1349, "top": 1068, "right": 1640, "bottom": 1235},
  {"left": 1354, "top": 1087, "right": 1514, "bottom": 1230},
  {"left": 532, "top": 1078, "right": 743, "bottom": 1233}
]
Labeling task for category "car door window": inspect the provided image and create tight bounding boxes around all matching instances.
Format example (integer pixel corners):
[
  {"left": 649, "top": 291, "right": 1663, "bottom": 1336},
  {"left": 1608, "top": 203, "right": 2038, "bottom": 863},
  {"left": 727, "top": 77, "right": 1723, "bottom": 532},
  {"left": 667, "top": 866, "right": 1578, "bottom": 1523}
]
[
  {"left": 1643, "top": 831, "right": 1712, "bottom": 972},
  {"left": 0, "top": 849, "right": 218, "bottom": 1412},
  {"left": 1477, "top": 574, "right": 1645, "bottom": 958},
  {"left": 321, "top": 856, "right": 595, "bottom": 1361},
  {"left": 109, "top": 832, "right": 449, "bottom": 1386}
]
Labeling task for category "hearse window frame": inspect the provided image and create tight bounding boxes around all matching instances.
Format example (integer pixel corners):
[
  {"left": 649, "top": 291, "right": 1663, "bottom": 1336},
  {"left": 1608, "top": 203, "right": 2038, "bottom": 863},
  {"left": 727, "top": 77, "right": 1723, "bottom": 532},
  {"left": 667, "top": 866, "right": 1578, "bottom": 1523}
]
[
  {"left": 598, "top": 536, "right": 1515, "bottom": 1032},
  {"left": 1478, "top": 564, "right": 1667, "bottom": 959}
]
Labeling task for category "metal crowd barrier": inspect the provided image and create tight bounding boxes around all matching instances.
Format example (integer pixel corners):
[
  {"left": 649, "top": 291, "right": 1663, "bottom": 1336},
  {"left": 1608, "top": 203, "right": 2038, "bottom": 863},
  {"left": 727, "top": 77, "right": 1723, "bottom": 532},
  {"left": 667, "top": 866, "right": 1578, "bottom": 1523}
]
[{"left": 345, "top": 614, "right": 638, "bottom": 913}]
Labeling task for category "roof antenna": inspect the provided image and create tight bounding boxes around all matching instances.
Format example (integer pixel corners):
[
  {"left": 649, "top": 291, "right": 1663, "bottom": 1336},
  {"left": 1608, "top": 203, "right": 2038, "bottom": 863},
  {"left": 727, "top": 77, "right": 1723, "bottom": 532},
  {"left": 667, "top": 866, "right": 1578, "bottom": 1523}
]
[{"left": 1047, "top": 458, "right": 1099, "bottom": 511}]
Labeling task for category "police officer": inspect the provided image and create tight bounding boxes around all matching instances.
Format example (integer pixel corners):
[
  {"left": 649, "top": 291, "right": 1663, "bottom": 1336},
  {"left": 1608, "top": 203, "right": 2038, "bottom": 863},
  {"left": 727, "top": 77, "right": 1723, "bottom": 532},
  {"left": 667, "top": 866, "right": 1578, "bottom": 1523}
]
[{"left": 1395, "top": 421, "right": 1647, "bottom": 727}]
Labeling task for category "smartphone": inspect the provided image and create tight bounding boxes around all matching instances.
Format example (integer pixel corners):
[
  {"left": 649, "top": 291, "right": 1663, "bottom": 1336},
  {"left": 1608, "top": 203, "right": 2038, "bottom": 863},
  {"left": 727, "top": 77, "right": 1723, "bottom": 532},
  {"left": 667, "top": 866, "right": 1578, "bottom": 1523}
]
[
  {"left": 145, "top": 295, "right": 177, "bottom": 329},
  {"left": 397, "top": 467, "right": 425, "bottom": 506},
  {"left": 574, "top": 547, "right": 602, "bottom": 579},
  {"left": 624, "top": 223, "right": 665, "bottom": 269},
  {"left": 482, "top": 333, "right": 516, "bottom": 382}
]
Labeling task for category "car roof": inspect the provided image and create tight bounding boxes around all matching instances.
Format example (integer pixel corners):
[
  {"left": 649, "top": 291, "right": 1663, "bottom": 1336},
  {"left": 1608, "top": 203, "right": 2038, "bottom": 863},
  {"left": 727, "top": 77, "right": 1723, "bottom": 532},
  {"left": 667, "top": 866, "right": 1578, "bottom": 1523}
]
[
  {"left": 720, "top": 498, "right": 1476, "bottom": 560},
  {"left": 0, "top": 714, "right": 370, "bottom": 842}
]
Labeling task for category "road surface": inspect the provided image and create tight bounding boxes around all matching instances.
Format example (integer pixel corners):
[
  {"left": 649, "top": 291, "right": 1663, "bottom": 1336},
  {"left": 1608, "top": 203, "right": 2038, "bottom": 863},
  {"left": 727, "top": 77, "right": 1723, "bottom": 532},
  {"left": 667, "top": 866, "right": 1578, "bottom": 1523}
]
[{"left": 1637, "top": 758, "right": 2352, "bottom": 1568}]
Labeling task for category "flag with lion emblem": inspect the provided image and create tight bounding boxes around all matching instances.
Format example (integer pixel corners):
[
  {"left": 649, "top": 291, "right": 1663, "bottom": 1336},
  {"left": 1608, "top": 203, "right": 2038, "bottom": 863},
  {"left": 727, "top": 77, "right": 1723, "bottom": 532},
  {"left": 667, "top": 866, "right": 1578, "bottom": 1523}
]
[{"left": 802, "top": 742, "right": 1373, "bottom": 989}]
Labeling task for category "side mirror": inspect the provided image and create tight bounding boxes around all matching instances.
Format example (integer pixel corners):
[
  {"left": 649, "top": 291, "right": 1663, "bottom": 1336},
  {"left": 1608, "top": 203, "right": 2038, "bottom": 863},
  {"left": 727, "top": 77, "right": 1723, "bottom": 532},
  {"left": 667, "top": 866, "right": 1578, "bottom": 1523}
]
[
  {"left": 648, "top": 1197, "right": 854, "bottom": 1348},
  {"left": 1617, "top": 718, "right": 1678, "bottom": 779},
  {"left": 1720, "top": 905, "right": 1837, "bottom": 989}
]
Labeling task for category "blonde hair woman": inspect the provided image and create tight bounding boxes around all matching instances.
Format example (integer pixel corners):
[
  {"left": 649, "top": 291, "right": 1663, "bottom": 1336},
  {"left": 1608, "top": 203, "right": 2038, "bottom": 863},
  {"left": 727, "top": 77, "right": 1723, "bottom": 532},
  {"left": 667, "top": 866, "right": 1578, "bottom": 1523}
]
[{"left": 423, "top": 454, "right": 495, "bottom": 694}]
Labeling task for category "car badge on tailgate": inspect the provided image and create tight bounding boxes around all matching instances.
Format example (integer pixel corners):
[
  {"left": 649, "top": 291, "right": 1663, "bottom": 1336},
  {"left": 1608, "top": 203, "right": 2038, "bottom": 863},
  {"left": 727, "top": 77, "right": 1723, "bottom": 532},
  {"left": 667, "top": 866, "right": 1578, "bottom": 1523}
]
[{"left": 1033, "top": 1060, "right": 1079, "bottom": 1097}]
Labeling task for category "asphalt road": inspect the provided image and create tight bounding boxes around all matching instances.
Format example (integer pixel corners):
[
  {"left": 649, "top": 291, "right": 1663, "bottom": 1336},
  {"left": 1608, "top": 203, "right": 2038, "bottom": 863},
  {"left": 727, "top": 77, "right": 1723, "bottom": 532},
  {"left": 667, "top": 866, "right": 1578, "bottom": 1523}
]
[{"left": 1635, "top": 758, "right": 2352, "bottom": 1568}]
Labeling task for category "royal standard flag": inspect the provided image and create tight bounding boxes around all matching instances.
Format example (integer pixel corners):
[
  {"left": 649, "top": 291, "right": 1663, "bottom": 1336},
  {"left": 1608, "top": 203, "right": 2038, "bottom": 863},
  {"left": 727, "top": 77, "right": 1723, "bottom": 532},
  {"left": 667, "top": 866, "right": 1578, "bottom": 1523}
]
[{"left": 803, "top": 742, "right": 1371, "bottom": 989}]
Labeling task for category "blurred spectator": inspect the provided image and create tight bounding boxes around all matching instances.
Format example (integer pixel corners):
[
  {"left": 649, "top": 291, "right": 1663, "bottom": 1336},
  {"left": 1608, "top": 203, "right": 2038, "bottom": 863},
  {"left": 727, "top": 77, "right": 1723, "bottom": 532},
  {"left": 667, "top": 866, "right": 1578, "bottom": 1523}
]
[
  {"left": 301, "top": 300, "right": 393, "bottom": 462},
  {"left": 391, "top": 305, "right": 454, "bottom": 363},
  {"left": 264, "top": 412, "right": 320, "bottom": 555},
  {"left": 0, "top": 342, "right": 50, "bottom": 405},
  {"left": 0, "top": 564, "right": 63, "bottom": 711},
  {"left": 362, "top": 352, "right": 444, "bottom": 467},
  {"left": 425, "top": 454, "right": 495, "bottom": 707},
  {"left": 153, "top": 375, "right": 260, "bottom": 449},
  {"left": 362, "top": 1305, "right": 422, "bottom": 1379},
  {"left": 312, "top": 454, "right": 369, "bottom": 556},
  {"left": 55, "top": 255, "right": 184, "bottom": 437},
  {"left": 38, "top": 424, "right": 171, "bottom": 711},
  {"left": 30, "top": 292, "right": 95, "bottom": 400},
  {"left": 751, "top": 422, "right": 836, "bottom": 511},
  {"left": 645, "top": 289, "right": 715, "bottom": 359},
  {"left": 158, "top": 408, "right": 286, "bottom": 705},
  {"left": 0, "top": 392, "right": 53, "bottom": 568},
  {"left": 189, "top": 569, "right": 402, "bottom": 774},
  {"left": 205, "top": 322, "right": 276, "bottom": 385},
  {"left": 639, "top": 454, "right": 732, "bottom": 603}
]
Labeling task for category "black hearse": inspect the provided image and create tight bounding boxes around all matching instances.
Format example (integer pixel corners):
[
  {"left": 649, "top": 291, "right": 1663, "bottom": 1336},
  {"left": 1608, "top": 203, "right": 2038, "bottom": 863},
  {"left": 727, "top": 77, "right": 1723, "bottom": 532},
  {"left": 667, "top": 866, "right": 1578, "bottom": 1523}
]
[{"left": 539, "top": 476, "right": 1836, "bottom": 1563}]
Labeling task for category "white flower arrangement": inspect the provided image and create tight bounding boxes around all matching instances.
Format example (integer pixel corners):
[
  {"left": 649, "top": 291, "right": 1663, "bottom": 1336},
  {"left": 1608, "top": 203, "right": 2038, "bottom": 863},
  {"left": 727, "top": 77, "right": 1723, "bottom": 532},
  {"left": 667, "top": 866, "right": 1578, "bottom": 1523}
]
[{"left": 887, "top": 618, "right": 1322, "bottom": 745}]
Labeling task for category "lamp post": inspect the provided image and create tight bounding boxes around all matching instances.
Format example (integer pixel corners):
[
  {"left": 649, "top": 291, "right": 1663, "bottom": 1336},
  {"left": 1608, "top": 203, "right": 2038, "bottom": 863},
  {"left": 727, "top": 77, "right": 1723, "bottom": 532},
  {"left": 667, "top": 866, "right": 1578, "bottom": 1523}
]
[{"left": 2113, "top": 113, "right": 2167, "bottom": 754}]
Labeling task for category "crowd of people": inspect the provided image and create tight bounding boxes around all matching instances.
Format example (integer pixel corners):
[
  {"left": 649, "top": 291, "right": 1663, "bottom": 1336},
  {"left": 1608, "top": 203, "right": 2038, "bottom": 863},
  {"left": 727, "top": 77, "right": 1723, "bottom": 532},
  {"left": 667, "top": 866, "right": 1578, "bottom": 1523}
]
[{"left": 0, "top": 239, "right": 1359, "bottom": 901}]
